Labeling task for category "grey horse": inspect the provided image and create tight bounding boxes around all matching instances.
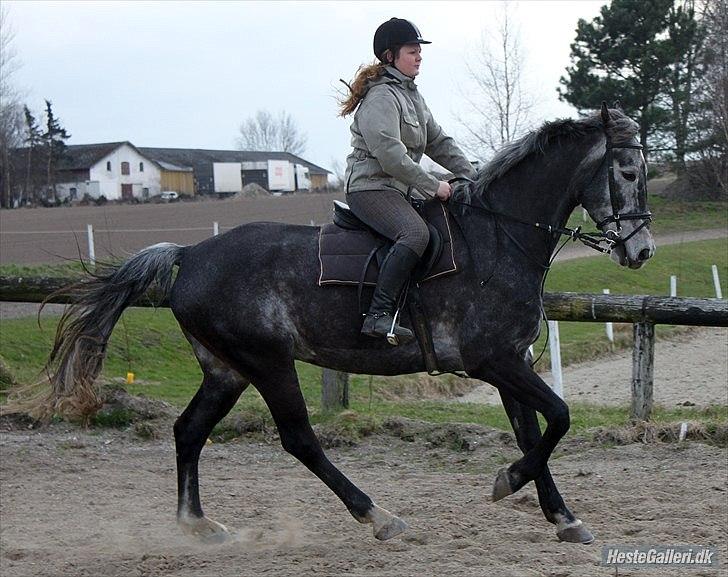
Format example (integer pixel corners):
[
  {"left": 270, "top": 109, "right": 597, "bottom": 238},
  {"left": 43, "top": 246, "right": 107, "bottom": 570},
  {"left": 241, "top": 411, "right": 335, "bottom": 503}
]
[{"left": 45, "top": 105, "right": 653, "bottom": 545}]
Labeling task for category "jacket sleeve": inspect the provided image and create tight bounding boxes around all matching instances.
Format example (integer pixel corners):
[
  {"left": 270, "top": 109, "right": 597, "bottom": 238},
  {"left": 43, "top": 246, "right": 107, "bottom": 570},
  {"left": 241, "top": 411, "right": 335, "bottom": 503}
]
[
  {"left": 357, "top": 93, "right": 440, "bottom": 197},
  {"left": 424, "top": 106, "right": 477, "bottom": 180}
]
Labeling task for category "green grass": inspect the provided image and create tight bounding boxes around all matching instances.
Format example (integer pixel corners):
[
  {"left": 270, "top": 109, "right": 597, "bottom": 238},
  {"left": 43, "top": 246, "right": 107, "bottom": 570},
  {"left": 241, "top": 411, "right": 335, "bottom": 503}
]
[
  {"left": 566, "top": 196, "right": 727, "bottom": 235},
  {"left": 1, "top": 238, "right": 726, "bottom": 433}
]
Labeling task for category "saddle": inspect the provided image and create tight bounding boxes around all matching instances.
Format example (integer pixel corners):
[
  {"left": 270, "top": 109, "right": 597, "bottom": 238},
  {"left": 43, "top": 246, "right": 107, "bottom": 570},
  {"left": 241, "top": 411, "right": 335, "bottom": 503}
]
[
  {"left": 318, "top": 198, "right": 459, "bottom": 375},
  {"left": 318, "top": 199, "right": 458, "bottom": 287}
]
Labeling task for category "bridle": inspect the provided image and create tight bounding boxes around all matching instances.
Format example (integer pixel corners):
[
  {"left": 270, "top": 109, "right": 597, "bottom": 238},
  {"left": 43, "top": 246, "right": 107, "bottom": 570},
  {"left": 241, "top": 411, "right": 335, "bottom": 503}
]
[
  {"left": 592, "top": 137, "right": 652, "bottom": 249},
  {"left": 449, "top": 133, "right": 653, "bottom": 256}
]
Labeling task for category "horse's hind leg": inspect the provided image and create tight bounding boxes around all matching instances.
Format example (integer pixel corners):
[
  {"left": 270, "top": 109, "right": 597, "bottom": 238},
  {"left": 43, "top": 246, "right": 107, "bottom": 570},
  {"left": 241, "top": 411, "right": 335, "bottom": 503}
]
[
  {"left": 250, "top": 359, "right": 407, "bottom": 541},
  {"left": 174, "top": 335, "right": 249, "bottom": 542},
  {"left": 499, "top": 391, "right": 594, "bottom": 544}
]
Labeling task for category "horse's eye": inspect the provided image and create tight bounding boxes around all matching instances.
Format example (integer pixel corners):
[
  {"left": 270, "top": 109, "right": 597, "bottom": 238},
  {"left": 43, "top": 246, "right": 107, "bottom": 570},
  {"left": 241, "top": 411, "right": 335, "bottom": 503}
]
[{"left": 621, "top": 171, "right": 637, "bottom": 182}]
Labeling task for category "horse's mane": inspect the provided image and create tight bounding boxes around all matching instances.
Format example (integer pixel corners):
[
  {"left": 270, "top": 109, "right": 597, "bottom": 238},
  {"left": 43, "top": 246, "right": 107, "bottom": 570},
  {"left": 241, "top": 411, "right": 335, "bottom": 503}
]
[{"left": 475, "top": 109, "right": 639, "bottom": 192}]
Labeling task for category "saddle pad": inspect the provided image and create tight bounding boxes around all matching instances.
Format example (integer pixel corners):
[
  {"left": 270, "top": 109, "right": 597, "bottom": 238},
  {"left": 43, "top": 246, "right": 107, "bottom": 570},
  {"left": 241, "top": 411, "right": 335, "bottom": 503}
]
[{"left": 318, "top": 202, "right": 458, "bottom": 286}]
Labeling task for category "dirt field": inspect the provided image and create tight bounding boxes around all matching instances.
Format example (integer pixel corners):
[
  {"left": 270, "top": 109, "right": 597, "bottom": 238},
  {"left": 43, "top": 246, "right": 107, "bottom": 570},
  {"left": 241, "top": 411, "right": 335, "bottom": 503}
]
[
  {"left": 1, "top": 327, "right": 727, "bottom": 577},
  {"left": 1, "top": 414, "right": 726, "bottom": 577},
  {"left": 0, "top": 193, "right": 344, "bottom": 265}
]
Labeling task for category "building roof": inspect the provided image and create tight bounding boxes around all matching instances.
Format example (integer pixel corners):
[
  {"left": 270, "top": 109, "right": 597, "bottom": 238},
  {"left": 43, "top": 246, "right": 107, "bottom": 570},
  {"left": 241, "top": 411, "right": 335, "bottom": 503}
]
[{"left": 139, "top": 147, "right": 331, "bottom": 175}]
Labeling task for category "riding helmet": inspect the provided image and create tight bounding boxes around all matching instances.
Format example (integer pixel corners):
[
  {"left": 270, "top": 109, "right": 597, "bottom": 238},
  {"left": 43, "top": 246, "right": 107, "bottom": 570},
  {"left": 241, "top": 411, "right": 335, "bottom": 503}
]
[{"left": 373, "top": 18, "right": 431, "bottom": 62}]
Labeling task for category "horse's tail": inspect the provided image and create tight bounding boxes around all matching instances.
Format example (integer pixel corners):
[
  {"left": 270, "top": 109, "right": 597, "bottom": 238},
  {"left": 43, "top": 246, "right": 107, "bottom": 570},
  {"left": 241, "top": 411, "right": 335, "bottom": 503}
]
[{"left": 39, "top": 242, "right": 185, "bottom": 422}]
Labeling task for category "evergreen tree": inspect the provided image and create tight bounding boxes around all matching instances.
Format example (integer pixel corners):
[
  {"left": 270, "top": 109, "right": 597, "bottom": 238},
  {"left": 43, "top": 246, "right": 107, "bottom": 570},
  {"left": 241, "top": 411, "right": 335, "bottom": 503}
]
[
  {"left": 23, "top": 105, "right": 42, "bottom": 204},
  {"left": 558, "top": 0, "right": 677, "bottom": 156},
  {"left": 41, "top": 99, "right": 70, "bottom": 203},
  {"left": 663, "top": 0, "right": 704, "bottom": 173}
]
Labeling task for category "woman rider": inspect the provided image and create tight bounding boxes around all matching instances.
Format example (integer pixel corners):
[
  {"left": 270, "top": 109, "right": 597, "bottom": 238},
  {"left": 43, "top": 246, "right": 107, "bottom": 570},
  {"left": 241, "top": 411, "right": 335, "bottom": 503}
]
[{"left": 339, "top": 17, "right": 476, "bottom": 344}]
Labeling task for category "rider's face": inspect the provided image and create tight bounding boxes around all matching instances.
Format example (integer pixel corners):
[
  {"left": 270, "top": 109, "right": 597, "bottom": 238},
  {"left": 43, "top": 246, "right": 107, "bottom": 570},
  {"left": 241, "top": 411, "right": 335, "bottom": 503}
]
[{"left": 392, "top": 44, "right": 422, "bottom": 78}]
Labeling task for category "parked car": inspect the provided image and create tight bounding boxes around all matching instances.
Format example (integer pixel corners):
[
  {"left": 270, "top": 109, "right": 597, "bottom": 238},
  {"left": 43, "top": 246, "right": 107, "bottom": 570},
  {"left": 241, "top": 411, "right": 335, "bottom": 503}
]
[{"left": 159, "top": 191, "right": 179, "bottom": 201}]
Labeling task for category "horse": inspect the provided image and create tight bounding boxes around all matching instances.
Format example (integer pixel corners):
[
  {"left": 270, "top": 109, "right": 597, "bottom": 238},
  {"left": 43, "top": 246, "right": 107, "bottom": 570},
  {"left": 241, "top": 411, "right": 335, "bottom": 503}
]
[{"left": 43, "top": 104, "right": 653, "bottom": 545}]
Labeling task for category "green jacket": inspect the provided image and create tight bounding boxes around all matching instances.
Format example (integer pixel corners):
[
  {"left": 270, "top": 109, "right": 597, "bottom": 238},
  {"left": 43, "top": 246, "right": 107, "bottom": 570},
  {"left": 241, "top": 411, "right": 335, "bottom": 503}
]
[{"left": 344, "top": 66, "right": 475, "bottom": 198}]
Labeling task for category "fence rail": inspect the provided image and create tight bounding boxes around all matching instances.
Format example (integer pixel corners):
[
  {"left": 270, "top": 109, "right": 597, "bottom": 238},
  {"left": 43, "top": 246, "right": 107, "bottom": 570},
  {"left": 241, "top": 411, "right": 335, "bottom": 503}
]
[{"left": 1, "top": 275, "right": 726, "bottom": 421}]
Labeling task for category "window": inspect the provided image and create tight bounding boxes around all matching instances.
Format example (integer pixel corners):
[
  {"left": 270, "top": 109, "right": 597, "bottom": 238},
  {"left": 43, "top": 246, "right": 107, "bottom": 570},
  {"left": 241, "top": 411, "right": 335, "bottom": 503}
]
[
  {"left": 121, "top": 161, "right": 130, "bottom": 175},
  {"left": 106, "top": 161, "right": 111, "bottom": 171},
  {"left": 142, "top": 187, "right": 149, "bottom": 198},
  {"left": 69, "top": 187, "right": 77, "bottom": 200},
  {"left": 139, "top": 162, "right": 144, "bottom": 172}
]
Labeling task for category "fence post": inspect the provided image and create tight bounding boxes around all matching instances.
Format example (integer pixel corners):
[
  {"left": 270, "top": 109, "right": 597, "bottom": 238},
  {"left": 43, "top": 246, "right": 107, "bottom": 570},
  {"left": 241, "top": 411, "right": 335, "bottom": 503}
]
[
  {"left": 603, "top": 289, "right": 614, "bottom": 347},
  {"left": 712, "top": 265, "right": 723, "bottom": 299},
  {"left": 321, "top": 369, "right": 349, "bottom": 411},
  {"left": 86, "top": 224, "right": 96, "bottom": 266},
  {"left": 670, "top": 275, "right": 677, "bottom": 297},
  {"left": 213, "top": 222, "right": 219, "bottom": 236},
  {"left": 548, "top": 320, "right": 563, "bottom": 399},
  {"left": 631, "top": 321, "right": 655, "bottom": 421}
]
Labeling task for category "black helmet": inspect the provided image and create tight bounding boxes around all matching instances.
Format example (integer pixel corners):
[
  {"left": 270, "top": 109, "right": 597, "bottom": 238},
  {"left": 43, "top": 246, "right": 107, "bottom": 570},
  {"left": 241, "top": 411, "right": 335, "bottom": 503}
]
[{"left": 373, "top": 18, "right": 431, "bottom": 62}]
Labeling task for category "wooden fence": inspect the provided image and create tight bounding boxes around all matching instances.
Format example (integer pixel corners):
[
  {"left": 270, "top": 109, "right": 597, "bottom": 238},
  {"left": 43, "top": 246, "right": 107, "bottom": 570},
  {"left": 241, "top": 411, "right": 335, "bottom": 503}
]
[{"left": 1, "top": 276, "right": 726, "bottom": 421}]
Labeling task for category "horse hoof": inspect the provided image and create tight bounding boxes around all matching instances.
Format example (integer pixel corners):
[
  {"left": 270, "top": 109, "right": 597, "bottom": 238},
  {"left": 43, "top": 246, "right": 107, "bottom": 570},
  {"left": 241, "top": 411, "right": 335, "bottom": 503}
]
[
  {"left": 492, "top": 468, "right": 513, "bottom": 502},
  {"left": 374, "top": 516, "right": 408, "bottom": 541},
  {"left": 557, "top": 522, "right": 594, "bottom": 544},
  {"left": 179, "top": 515, "right": 232, "bottom": 544},
  {"left": 364, "top": 504, "right": 408, "bottom": 541}
]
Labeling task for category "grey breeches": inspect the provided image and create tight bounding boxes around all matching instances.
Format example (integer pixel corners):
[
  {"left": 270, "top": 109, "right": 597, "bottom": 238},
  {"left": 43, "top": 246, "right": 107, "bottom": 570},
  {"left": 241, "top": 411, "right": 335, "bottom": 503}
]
[{"left": 345, "top": 189, "right": 430, "bottom": 257}]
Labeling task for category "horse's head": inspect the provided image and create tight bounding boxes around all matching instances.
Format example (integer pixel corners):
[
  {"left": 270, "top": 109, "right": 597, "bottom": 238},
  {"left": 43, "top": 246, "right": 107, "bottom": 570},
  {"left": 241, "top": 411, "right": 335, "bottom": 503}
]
[{"left": 581, "top": 104, "right": 655, "bottom": 269}]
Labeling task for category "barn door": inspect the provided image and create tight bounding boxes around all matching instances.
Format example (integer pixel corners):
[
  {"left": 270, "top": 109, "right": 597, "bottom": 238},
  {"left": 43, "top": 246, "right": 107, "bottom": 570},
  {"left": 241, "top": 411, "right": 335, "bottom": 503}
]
[{"left": 121, "top": 184, "right": 133, "bottom": 200}]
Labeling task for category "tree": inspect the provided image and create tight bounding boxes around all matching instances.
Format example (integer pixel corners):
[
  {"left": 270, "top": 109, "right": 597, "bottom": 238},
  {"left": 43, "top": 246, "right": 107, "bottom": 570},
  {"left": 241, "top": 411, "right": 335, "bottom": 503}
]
[
  {"left": 23, "top": 105, "right": 42, "bottom": 205},
  {"left": 237, "top": 109, "right": 307, "bottom": 155},
  {"left": 455, "top": 2, "right": 533, "bottom": 159},
  {"left": 0, "top": 5, "right": 25, "bottom": 208},
  {"left": 41, "top": 99, "right": 70, "bottom": 203},
  {"left": 558, "top": 0, "right": 677, "bottom": 156},
  {"left": 688, "top": 0, "right": 728, "bottom": 197},
  {"left": 662, "top": 0, "right": 704, "bottom": 174}
]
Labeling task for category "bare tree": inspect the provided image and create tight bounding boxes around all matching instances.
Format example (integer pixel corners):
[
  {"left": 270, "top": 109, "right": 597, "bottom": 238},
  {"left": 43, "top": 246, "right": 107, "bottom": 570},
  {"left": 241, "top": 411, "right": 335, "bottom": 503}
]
[
  {"left": 454, "top": 2, "right": 534, "bottom": 160},
  {"left": 689, "top": 0, "right": 728, "bottom": 198},
  {"left": 0, "top": 5, "right": 25, "bottom": 208},
  {"left": 237, "top": 109, "right": 307, "bottom": 155},
  {"left": 329, "top": 157, "right": 345, "bottom": 189}
]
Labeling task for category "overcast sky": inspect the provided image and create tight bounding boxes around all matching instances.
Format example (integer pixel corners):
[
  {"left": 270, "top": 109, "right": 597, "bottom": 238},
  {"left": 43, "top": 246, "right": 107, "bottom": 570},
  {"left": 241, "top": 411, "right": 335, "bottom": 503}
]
[{"left": 6, "top": 0, "right": 605, "bottom": 174}]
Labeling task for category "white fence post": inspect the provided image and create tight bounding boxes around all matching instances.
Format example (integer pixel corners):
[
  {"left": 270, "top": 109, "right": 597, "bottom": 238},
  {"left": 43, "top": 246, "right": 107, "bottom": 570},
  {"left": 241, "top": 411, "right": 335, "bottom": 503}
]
[
  {"left": 603, "top": 288, "right": 614, "bottom": 345},
  {"left": 213, "top": 222, "right": 219, "bottom": 236},
  {"left": 548, "top": 320, "right": 563, "bottom": 399},
  {"left": 582, "top": 207, "right": 588, "bottom": 222},
  {"left": 86, "top": 224, "right": 95, "bottom": 266},
  {"left": 670, "top": 275, "right": 677, "bottom": 297},
  {"left": 712, "top": 265, "right": 723, "bottom": 299}
]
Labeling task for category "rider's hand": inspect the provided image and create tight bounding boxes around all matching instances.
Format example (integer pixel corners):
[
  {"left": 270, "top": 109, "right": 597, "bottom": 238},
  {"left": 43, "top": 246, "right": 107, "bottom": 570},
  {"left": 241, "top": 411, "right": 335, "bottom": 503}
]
[{"left": 435, "top": 181, "right": 452, "bottom": 201}]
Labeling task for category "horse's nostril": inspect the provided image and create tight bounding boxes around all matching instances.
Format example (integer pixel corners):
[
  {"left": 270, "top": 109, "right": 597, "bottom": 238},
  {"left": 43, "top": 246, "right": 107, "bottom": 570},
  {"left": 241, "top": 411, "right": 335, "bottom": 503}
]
[{"left": 638, "top": 248, "right": 651, "bottom": 261}]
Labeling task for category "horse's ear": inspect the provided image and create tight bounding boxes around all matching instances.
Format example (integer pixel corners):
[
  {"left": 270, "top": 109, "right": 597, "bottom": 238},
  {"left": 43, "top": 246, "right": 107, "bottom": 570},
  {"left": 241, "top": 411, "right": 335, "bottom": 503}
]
[
  {"left": 613, "top": 99, "right": 621, "bottom": 110},
  {"left": 600, "top": 101, "right": 611, "bottom": 125}
]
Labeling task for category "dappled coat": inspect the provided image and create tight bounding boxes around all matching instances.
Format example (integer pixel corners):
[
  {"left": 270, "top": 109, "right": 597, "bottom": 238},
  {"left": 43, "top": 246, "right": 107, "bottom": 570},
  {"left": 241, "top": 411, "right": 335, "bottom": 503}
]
[{"left": 344, "top": 66, "right": 476, "bottom": 198}]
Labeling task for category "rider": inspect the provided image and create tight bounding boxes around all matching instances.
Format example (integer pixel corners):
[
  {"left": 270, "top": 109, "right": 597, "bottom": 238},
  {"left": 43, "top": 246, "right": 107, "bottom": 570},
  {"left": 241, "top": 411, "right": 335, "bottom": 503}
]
[{"left": 340, "top": 17, "right": 476, "bottom": 344}]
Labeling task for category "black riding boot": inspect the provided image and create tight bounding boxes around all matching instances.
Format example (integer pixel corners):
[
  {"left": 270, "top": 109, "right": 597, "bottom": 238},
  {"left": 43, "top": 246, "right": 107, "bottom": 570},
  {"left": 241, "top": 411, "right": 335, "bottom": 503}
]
[{"left": 361, "top": 243, "right": 420, "bottom": 345}]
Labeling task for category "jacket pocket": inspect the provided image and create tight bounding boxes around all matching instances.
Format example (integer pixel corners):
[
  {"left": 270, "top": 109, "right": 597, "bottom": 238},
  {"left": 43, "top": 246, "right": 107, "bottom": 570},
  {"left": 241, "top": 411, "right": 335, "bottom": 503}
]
[{"left": 401, "top": 109, "right": 422, "bottom": 148}]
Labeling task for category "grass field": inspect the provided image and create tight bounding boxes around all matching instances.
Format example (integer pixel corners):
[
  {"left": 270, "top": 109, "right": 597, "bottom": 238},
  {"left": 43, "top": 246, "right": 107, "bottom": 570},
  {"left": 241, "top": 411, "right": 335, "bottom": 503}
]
[{"left": 2, "top": 237, "right": 725, "bottom": 433}]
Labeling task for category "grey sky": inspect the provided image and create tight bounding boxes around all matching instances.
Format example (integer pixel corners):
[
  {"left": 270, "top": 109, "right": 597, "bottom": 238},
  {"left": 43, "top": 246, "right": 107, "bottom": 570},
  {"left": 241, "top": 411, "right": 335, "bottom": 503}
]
[{"left": 6, "top": 0, "right": 604, "bottom": 173}]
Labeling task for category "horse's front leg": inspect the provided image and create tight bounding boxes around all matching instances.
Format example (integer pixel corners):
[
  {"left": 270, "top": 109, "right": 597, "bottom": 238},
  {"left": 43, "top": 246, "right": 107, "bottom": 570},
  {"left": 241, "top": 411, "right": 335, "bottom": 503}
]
[
  {"left": 469, "top": 355, "right": 570, "bottom": 501},
  {"left": 498, "top": 390, "right": 594, "bottom": 544}
]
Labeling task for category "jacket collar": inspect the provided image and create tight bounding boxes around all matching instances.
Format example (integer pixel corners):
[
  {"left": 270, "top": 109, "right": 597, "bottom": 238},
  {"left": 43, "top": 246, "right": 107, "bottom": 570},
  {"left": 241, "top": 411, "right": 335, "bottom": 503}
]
[{"left": 384, "top": 65, "right": 417, "bottom": 89}]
